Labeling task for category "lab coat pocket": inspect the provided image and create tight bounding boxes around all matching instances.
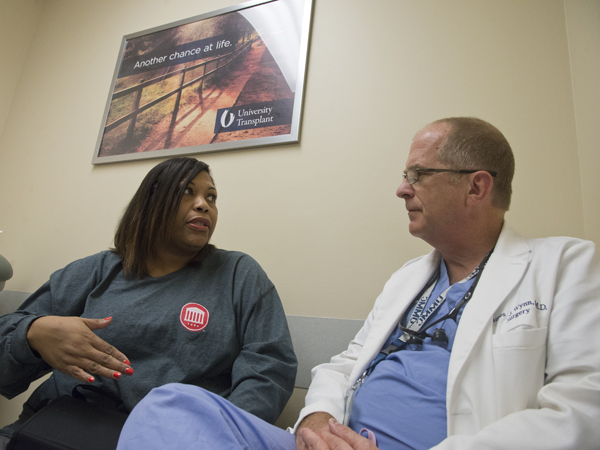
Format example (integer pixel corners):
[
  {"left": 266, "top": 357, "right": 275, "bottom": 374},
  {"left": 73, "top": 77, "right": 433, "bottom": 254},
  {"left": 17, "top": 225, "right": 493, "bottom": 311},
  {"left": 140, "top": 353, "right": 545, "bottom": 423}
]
[{"left": 492, "top": 327, "right": 547, "bottom": 417}]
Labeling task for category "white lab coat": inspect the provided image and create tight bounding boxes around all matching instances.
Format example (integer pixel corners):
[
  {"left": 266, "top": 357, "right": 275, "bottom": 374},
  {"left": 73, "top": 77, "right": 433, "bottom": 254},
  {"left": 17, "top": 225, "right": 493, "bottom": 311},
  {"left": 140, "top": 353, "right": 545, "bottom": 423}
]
[{"left": 295, "top": 225, "right": 600, "bottom": 449}]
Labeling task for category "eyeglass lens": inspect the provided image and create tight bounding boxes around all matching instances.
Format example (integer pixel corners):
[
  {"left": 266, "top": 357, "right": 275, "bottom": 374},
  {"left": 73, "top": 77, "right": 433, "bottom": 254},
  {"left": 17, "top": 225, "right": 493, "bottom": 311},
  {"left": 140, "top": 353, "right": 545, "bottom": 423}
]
[{"left": 404, "top": 169, "right": 418, "bottom": 185}]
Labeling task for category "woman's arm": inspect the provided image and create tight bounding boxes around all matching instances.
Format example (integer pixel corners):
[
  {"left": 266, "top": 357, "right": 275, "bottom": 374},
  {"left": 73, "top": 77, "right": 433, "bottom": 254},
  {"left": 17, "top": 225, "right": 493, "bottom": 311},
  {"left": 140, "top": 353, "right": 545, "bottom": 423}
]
[
  {"left": 0, "top": 252, "right": 131, "bottom": 397},
  {"left": 226, "top": 255, "right": 297, "bottom": 424}
]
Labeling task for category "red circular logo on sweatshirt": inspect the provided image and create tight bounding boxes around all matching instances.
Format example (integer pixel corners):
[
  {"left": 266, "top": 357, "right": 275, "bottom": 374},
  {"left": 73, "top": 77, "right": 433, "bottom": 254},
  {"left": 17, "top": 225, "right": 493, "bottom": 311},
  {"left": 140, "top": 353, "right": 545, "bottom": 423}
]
[{"left": 180, "top": 303, "right": 209, "bottom": 332}]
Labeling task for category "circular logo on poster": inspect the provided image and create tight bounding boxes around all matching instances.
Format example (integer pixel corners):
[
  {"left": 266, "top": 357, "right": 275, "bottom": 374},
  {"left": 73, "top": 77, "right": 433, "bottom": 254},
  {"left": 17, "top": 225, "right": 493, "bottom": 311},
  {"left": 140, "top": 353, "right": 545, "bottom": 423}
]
[
  {"left": 180, "top": 303, "right": 209, "bottom": 332},
  {"left": 220, "top": 109, "right": 235, "bottom": 128}
]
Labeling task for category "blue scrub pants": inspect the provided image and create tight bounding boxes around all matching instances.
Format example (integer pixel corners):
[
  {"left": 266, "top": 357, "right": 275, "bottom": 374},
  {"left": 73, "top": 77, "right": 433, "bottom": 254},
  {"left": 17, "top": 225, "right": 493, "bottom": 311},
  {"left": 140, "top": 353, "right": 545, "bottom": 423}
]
[{"left": 116, "top": 383, "right": 296, "bottom": 449}]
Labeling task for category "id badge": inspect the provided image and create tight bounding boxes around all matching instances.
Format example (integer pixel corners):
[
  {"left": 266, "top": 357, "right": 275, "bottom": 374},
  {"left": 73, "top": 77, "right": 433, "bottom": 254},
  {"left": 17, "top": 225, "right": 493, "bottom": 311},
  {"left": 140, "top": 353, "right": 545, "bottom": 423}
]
[{"left": 342, "top": 371, "right": 368, "bottom": 426}]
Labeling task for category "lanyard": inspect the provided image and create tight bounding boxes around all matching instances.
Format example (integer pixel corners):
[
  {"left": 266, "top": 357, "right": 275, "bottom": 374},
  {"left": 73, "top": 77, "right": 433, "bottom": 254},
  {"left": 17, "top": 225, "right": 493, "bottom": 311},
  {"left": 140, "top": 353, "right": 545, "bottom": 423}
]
[
  {"left": 404, "top": 269, "right": 442, "bottom": 330},
  {"left": 398, "top": 253, "right": 488, "bottom": 344},
  {"left": 342, "top": 249, "right": 493, "bottom": 426}
]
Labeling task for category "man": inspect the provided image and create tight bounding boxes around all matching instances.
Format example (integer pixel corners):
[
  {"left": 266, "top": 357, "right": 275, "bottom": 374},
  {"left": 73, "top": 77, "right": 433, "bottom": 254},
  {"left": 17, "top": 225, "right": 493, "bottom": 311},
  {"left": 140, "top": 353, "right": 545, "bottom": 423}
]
[{"left": 117, "top": 117, "right": 600, "bottom": 449}]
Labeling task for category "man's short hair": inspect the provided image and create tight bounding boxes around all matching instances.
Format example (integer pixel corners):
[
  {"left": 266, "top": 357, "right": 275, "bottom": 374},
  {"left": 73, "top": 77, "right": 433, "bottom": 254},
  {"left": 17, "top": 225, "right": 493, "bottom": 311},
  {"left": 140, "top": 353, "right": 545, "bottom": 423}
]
[
  {"left": 432, "top": 117, "right": 515, "bottom": 211},
  {"left": 114, "top": 157, "right": 214, "bottom": 278}
]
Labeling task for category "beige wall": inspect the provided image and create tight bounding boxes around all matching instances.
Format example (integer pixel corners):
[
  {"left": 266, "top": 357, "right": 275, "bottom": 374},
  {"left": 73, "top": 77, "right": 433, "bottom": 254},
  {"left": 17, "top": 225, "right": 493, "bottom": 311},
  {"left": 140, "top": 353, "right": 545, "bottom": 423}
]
[
  {"left": 564, "top": 0, "right": 600, "bottom": 245},
  {"left": 0, "top": 0, "right": 44, "bottom": 138},
  {"left": 0, "top": 0, "right": 598, "bottom": 429}
]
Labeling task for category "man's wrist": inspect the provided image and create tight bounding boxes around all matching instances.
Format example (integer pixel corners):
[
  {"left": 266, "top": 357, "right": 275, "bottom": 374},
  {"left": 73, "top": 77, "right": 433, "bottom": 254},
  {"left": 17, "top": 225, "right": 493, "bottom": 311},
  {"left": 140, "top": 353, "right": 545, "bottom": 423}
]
[{"left": 296, "top": 411, "right": 335, "bottom": 434}]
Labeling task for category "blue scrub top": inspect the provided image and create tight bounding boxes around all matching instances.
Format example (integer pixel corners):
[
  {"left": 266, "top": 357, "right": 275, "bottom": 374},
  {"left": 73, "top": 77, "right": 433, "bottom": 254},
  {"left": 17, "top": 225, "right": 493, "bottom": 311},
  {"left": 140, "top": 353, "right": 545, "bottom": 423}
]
[{"left": 348, "top": 261, "right": 476, "bottom": 450}]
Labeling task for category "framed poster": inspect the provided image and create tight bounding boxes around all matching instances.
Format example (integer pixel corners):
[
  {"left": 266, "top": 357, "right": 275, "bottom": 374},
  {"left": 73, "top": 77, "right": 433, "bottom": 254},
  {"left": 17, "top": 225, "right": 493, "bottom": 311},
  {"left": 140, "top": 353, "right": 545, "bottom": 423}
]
[{"left": 92, "top": 0, "right": 312, "bottom": 165}]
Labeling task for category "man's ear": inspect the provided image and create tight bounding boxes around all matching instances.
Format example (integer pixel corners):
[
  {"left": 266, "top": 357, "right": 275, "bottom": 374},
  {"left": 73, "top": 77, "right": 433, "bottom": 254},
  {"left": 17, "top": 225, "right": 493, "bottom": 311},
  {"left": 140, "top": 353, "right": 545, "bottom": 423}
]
[{"left": 466, "top": 171, "right": 494, "bottom": 206}]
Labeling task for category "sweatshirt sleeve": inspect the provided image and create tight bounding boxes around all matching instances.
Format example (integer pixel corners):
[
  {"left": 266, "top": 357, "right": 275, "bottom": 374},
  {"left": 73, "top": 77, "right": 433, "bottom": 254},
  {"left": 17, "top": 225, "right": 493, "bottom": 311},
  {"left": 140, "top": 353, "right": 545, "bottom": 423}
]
[
  {"left": 226, "top": 255, "right": 298, "bottom": 424},
  {"left": 0, "top": 252, "right": 117, "bottom": 399}
]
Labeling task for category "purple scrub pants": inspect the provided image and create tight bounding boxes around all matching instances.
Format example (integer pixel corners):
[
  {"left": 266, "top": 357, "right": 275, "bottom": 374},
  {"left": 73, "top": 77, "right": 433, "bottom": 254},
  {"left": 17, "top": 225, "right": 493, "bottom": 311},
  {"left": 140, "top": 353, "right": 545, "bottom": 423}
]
[{"left": 116, "top": 383, "right": 296, "bottom": 449}]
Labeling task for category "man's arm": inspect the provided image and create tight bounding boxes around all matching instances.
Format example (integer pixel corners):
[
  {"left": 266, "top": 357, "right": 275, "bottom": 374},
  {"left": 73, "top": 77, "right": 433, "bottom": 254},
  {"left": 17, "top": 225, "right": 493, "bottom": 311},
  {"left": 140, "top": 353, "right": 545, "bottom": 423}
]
[
  {"left": 292, "top": 303, "right": 377, "bottom": 430},
  {"left": 290, "top": 284, "right": 397, "bottom": 437},
  {"left": 292, "top": 302, "right": 380, "bottom": 449}
]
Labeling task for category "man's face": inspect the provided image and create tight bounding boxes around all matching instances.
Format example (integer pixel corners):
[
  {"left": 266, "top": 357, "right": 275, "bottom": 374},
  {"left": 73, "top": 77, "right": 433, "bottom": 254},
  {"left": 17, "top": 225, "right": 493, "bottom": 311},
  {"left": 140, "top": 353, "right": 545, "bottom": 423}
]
[{"left": 396, "top": 123, "right": 466, "bottom": 246}]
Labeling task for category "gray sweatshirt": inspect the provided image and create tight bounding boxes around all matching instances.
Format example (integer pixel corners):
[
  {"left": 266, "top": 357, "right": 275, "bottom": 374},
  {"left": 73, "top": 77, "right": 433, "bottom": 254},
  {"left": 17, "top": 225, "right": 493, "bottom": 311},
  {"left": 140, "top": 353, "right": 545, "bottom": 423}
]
[{"left": 0, "top": 249, "right": 297, "bottom": 436}]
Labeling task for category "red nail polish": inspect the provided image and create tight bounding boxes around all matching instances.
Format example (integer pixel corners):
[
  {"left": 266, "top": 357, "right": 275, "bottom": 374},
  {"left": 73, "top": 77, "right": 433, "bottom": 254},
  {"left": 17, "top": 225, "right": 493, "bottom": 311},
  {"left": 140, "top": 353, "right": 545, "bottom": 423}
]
[
  {"left": 88, "top": 376, "right": 95, "bottom": 383},
  {"left": 113, "top": 371, "right": 121, "bottom": 379},
  {"left": 123, "top": 359, "right": 131, "bottom": 366},
  {"left": 125, "top": 367, "right": 134, "bottom": 375},
  {"left": 104, "top": 317, "right": 112, "bottom": 321}
]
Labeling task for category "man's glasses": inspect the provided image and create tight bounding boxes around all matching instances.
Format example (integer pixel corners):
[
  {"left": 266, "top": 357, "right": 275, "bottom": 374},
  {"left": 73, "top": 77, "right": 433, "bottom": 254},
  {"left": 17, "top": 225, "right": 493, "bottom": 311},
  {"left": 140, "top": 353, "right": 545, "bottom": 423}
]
[{"left": 402, "top": 168, "right": 498, "bottom": 185}]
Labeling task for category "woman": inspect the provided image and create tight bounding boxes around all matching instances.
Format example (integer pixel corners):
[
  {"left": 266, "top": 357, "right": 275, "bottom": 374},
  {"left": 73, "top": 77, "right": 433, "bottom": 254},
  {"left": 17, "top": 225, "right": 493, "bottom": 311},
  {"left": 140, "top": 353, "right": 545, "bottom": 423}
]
[{"left": 0, "top": 157, "right": 297, "bottom": 445}]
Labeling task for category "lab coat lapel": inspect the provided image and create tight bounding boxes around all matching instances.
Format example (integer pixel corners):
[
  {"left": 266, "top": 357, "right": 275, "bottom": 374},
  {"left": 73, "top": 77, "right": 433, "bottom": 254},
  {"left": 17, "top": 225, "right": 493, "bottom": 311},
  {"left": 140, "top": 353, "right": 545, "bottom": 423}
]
[
  {"left": 447, "top": 225, "right": 532, "bottom": 383},
  {"left": 352, "top": 251, "right": 441, "bottom": 382}
]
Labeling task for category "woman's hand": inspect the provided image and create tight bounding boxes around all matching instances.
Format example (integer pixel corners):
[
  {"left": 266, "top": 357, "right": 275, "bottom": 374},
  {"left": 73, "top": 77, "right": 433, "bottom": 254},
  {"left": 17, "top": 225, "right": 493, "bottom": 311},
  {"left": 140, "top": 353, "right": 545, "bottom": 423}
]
[
  {"left": 26, "top": 316, "right": 133, "bottom": 383},
  {"left": 297, "top": 418, "right": 379, "bottom": 450}
]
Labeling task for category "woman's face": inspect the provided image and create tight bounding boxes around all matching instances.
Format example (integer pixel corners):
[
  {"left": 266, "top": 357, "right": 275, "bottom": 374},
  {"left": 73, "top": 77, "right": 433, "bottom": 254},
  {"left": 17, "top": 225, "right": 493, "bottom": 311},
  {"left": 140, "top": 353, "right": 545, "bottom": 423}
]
[{"left": 167, "top": 170, "right": 218, "bottom": 259}]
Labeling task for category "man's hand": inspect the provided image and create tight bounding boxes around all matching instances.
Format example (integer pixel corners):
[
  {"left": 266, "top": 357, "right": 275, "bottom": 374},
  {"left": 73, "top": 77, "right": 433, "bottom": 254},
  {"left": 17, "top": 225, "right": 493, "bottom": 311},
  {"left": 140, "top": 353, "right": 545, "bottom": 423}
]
[
  {"left": 297, "top": 417, "right": 378, "bottom": 450},
  {"left": 26, "top": 316, "right": 133, "bottom": 383},
  {"left": 295, "top": 412, "right": 335, "bottom": 449}
]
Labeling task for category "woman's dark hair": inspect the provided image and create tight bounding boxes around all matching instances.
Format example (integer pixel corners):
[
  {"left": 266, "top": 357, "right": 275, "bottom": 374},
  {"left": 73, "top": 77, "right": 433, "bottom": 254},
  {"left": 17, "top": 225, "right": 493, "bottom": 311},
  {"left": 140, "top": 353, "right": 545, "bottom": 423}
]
[{"left": 114, "top": 157, "right": 214, "bottom": 278}]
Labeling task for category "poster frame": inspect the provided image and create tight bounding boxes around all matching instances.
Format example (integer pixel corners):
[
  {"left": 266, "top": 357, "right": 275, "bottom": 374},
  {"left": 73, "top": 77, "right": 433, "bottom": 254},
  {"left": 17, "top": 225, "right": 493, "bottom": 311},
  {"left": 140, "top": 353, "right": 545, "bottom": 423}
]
[{"left": 91, "top": 0, "right": 312, "bottom": 165}]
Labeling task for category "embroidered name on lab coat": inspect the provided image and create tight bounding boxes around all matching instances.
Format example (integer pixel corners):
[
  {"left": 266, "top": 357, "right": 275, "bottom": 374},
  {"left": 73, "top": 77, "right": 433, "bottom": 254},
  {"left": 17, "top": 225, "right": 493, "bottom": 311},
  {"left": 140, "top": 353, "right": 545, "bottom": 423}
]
[{"left": 493, "top": 300, "right": 548, "bottom": 323}]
